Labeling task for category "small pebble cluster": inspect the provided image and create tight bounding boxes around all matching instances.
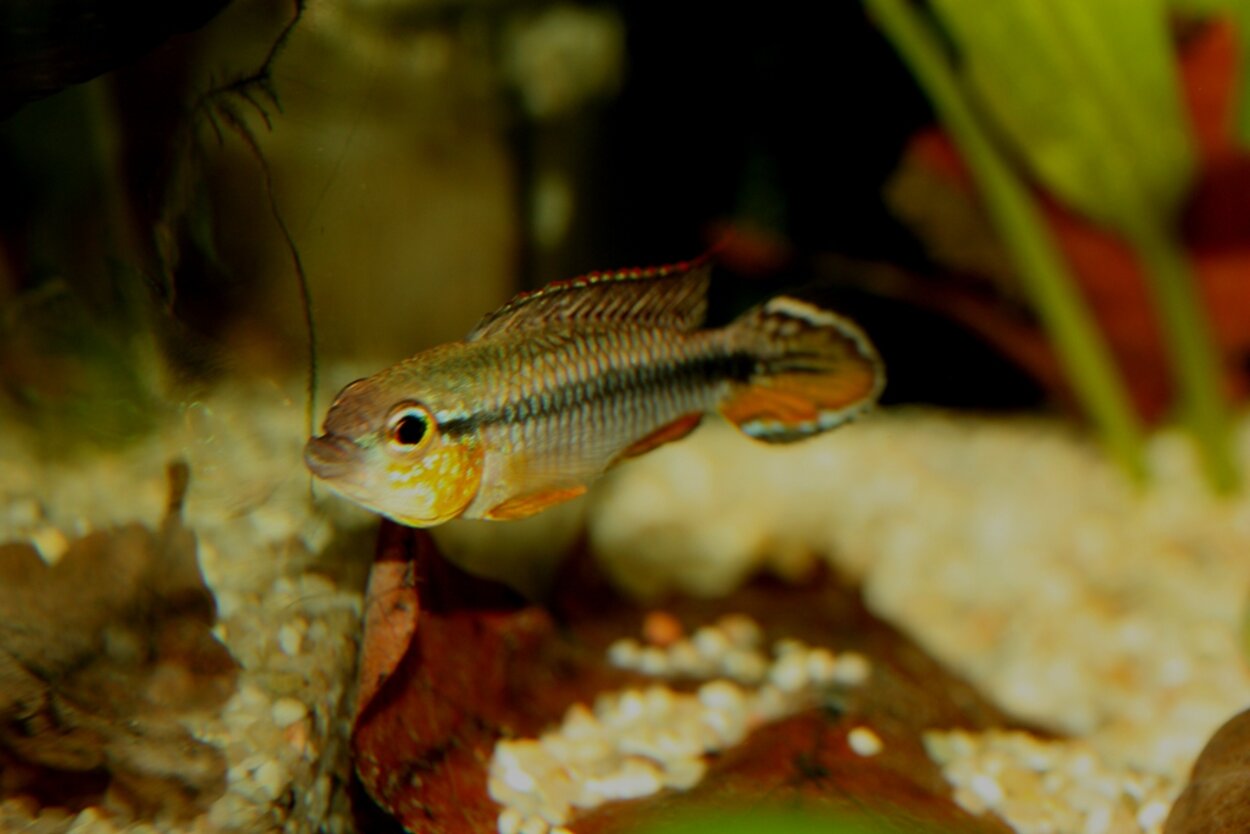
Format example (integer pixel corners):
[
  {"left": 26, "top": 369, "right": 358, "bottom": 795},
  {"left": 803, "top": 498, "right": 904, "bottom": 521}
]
[
  {"left": 488, "top": 613, "right": 874, "bottom": 834},
  {"left": 925, "top": 730, "right": 1176, "bottom": 834},
  {"left": 0, "top": 376, "right": 373, "bottom": 834},
  {"left": 589, "top": 414, "right": 1250, "bottom": 833}
]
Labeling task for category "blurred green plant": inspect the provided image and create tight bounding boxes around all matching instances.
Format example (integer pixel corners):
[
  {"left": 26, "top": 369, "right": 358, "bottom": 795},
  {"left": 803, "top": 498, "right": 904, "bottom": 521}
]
[
  {"left": 866, "top": 0, "right": 1242, "bottom": 491},
  {"left": 0, "top": 83, "right": 167, "bottom": 452},
  {"left": 637, "top": 807, "right": 946, "bottom": 834}
]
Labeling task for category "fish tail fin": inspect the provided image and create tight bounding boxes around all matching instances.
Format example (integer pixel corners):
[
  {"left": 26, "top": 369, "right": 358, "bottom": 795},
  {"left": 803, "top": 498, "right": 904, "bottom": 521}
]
[{"left": 718, "top": 295, "right": 885, "bottom": 443}]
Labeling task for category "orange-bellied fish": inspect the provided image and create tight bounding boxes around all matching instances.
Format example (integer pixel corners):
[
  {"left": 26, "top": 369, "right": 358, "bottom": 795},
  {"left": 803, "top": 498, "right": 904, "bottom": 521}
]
[{"left": 304, "top": 258, "right": 884, "bottom": 526}]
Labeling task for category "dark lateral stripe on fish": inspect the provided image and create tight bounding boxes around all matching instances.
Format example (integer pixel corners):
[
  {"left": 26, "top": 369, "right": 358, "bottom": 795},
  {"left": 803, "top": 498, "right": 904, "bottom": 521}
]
[{"left": 439, "top": 350, "right": 757, "bottom": 437}]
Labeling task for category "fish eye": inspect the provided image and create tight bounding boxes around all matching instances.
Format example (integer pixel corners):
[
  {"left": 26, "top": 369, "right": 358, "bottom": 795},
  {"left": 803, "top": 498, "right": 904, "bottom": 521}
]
[{"left": 386, "top": 405, "right": 432, "bottom": 450}]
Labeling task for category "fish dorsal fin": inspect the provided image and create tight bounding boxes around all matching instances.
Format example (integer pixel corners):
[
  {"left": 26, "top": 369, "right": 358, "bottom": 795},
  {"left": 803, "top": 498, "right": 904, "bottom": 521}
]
[{"left": 467, "top": 258, "right": 712, "bottom": 341}]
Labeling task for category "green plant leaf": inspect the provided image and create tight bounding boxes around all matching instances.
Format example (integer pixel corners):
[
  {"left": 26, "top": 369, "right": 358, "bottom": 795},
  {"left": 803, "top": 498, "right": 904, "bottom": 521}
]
[
  {"left": 638, "top": 808, "right": 944, "bottom": 834},
  {"left": 931, "top": 0, "right": 1195, "bottom": 230},
  {"left": 864, "top": 0, "right": 1147, "bottom": 482}
]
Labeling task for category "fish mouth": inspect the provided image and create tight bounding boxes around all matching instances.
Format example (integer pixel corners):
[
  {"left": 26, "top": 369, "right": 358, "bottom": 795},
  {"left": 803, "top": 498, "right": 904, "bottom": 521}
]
[{"left": 304, "top": 434, "right": 362, "bottom": 481}]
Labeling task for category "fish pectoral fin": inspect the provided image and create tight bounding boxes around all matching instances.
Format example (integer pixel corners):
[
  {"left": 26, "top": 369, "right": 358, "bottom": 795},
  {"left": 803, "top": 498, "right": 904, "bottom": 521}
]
[
  {"left": 484, "top": 485, "right": 589, "bottom": 521},
  {"left": 609, "top": 413, "right": 704, "bottom": 468}
]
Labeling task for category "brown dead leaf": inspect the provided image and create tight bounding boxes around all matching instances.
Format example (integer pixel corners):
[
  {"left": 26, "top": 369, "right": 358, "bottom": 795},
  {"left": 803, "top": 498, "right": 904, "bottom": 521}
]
[
  {"left": 351, "top": 523, "right": 1023, "bottom": 834},
  {"left": 1164, "top": 707, "right": 1250, "bottom": 833},
  {"left": 0, "top": 461, "right": 237, "bottom": 820}
]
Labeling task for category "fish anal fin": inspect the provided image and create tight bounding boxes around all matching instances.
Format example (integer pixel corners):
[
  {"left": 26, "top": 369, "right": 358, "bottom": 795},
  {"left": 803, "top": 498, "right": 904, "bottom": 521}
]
[
  {"left": 467, "top": 258, "right": 712, "bottom": 341},
  {"left": 484, "top": 485, "right": 588, "bottom": 521},
  {"left": 767, "top": 368, "right": 879, "bottom": 413},
  {"left": 610, "top": 413, "right": 704, "bottom": 467},
  {"left": 720, "top": 367, "right": 880, "bottom": 443},
  {"left": 720, "top": 385, "right": 819, "bottom": 429}
]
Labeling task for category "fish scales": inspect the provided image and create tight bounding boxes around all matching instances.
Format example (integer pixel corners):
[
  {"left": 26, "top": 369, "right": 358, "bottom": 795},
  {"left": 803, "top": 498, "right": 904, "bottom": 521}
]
[
  {"left": 305, "top": 257, "right": 883, "bottom": 526},
  {"left": 483, "top": 327, "right": 732, "bottom": 465}
]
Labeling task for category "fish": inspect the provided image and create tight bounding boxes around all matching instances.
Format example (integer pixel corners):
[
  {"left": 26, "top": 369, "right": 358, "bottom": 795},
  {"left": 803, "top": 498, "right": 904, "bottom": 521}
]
[{"left": 304, "top": 257, "right": 884, "bottom": 527}]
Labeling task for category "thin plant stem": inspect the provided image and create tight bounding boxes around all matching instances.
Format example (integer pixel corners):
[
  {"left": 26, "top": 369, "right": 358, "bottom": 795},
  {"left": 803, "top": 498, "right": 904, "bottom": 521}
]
[
  {"left": 1235, "top": 3, "right": 1250, "bottom": 150},
  {"left": 864, "top": 0, "right": 1147, "bottom": 482},
  {"left": 1126, "top": 221, "right": 1239, "bottom": 491}
]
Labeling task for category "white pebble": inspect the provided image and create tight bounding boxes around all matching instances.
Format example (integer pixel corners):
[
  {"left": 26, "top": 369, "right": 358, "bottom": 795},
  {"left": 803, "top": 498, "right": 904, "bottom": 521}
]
[
  {"left": 666, "top": 639, "right": 706, "bottom": 676},
  {"left": 717, "top": 614, "right": 762, "bottom": 648},
  {"left": 584, "top": 758, "right": 663, "bottom": 801},
  {"left": 848, "top": 726, "right": 883, "bottom": 757},
  {"left": 693, "top": 627, "right": 730, "bottom": 661},
  {"left": 29, "top": 525, "right": 69, "bottom": 565},
  {"left": 271, "top": 697, "right": 308, "bottom": 728},
  {"left": 1083, "top": 804, "right": 1111, "bottom": 834},
  {"left": 832, "top": 652, "right": 871, "bottom": 686},
  {"left": 253, "top": 759, "right": 287, "bottom": 800},
  {"left": 700, "top": 704, "right": 748, "bottom": 747},
  {"left": 721, "top": 649, "right": 767, "bottom": 684},
  {"left": 751, "top": 684, "right": 791, "bottom": 722},
  {"left": 611, "top": 690, "right": 646, "bottom": 725},
  {"left": 662, "top": 756, "right": 707, "bottom": 790},
  {"left": 277, "top": 623, "right": 304, "bottom": 657},
  {"left": 498, "top": 808, "right": 524, "bottom": 834},
  {"left": 768, "top": 651, "right": 809, "bottom": 693},
  {"left": 493, "top": 742, "right": 546, "bottom": 794},
  {"left": 519, "top": 815, "right": 549, "bottom": 834},
  {"left": 561, "top": 703, "right": 601, "bottom": 740},
  {"left": 1136, "top": 799, "right": 1169, "bottom": 830},
  {"left": 806, "top": 648, "right": 837, "bottom": 684},
  {"left": 67, "top": 807, "right": 105, "bottom": 834},
  {"left": 698, "top": 680, "right": 746, "bottom": 713},
  {"left": 250, "top": 504, "right": 297, "bottom": 542},
  {"left": 969, "top": 773, "right": 1004, "bottom": 807},
  {"left": 300, "top": 515, "right": 333, "bottom": 553},
  {"left": 773, "top": 638, "right": 806, "bottom": 657},
  {"left": 542, "top": 729, "right": 610, "bottom": 766},
  {"left": 638, "top": 646, "right": 669, "bottom": 676},
  {"left": 643, "top": 685, "right": 675, "bottom": 716},
  {"left": 6, "top": 497, "right": 42, "bottom": 527},
  {"left": 607, "top": 638, "right": 642, "bottom": 670}
]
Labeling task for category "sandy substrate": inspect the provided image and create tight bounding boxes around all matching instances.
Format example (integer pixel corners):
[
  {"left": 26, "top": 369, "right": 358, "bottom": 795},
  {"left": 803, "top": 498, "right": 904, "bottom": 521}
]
[
  {"left": 4, "top": 375, "right": 1249, "bottom": 834},
  {"left": 589, "top": 411, "right": 1250, "bottom": 833},
  {"left": 0, "top": 378, "right": 374, "bottom": 834}
]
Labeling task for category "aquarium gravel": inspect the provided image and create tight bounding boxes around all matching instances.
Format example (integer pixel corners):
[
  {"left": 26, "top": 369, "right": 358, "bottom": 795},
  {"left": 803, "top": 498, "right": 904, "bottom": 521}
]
[
  {"left": 7, "top": 377, "right": 1250, "bottom": 833},
  {"left": 488, "top": 614, "right": 872, "bottom": 833},
  {"left": 589, "top": 411, "right": 1250, "bottom": 833},
  {"left": 0, "top": 377, "right": 374, "bottom": 834}
]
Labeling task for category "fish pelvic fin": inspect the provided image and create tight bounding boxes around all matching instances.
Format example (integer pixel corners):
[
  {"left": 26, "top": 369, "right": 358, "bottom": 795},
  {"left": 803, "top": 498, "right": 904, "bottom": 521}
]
[
  {"left": 718, "top": 295, "right": 884, "bottom": 443},
  {"left": 484, "top": 484, "right": 588, "bottom": 520},
  {"left": 609, "top": 412, "right": 705, "bottom": 468}
]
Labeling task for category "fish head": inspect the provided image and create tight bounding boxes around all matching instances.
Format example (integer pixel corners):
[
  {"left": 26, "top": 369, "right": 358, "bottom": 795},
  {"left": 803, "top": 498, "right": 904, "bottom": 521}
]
[{"left": 304, "top": 376, "right": 484, "bottom": 527}]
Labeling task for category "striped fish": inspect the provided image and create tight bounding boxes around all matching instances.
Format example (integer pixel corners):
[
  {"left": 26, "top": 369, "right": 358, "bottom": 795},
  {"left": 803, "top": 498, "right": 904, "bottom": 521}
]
[{"left": 304, "top": 258, "right": 884, "bottom": 526}]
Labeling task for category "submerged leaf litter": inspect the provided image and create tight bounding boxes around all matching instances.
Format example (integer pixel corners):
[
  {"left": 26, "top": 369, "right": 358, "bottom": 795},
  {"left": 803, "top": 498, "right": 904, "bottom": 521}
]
[
  {"left": 1, "top": 374, "right": 1249, "bottom": 833},
  {"left": 0, "top": 380, "right": 372, "bottom": 834}
]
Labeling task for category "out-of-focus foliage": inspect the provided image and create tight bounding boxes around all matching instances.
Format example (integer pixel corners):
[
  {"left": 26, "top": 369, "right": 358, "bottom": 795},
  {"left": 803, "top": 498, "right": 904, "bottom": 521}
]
[
  {"left": 930, "top": 0, "right": 1193, "bottom": 232},
  {"left": 637, "top": 808, "right": 943, "bottom": 834},
  {"left": 1175, "top": 0, "right": 1250, "bottom": 148},
  {"left": 864, "top": 0, "right": 1148, "bottom": 482},
  {"left": 869, "top": 0, "right": 1241, "bottom": 491}
]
